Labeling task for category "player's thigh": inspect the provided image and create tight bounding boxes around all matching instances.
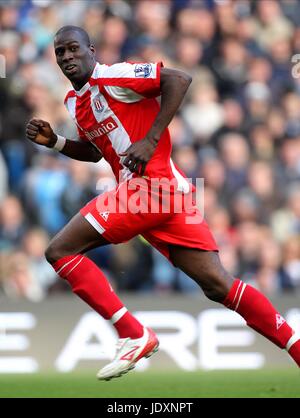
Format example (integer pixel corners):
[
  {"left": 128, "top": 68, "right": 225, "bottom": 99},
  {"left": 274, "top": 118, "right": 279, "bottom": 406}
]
[
  {"left": 169, "top": 246, "right": 233, "bottom": 297},
  {"left": 142, "top": 209, "right": 233, "bottom": 298},
  {"left": 169, "top": 246, "right": 223, "bottom": 278},
  {"left": 46, "top": 212, "right": 110, "bottom": 262},
  {"left": 143, "top": 208, "right": 219, "bottom": 269}
]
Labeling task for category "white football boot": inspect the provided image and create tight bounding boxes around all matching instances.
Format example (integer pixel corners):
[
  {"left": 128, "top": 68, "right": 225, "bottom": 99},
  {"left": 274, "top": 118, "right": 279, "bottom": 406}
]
[{"left": 97, "top": 327, "right": 159, "bottom": 381}]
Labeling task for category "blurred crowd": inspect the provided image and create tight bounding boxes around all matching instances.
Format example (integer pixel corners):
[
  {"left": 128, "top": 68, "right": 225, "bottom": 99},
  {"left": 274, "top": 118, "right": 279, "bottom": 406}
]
[{"left": 1, "top": 0, "right": 300, "bottom": 300}]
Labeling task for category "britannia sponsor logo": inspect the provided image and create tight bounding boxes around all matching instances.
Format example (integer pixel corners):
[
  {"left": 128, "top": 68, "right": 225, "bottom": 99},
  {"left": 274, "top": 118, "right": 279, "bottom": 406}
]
[{"left": 85, "top": 117, "right": 118, "bottom": 140}]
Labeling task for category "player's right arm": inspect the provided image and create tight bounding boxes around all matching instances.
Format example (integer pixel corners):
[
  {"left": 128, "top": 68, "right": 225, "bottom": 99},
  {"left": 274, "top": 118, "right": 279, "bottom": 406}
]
[{"left": 25, "top": 118, "right": 102, "bottom": 163}]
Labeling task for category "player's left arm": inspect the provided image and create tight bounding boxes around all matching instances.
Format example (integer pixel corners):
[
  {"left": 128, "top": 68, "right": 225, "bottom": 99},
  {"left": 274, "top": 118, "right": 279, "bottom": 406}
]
[{"left": 120, "top": 68, "right": 192, "bottom": 174}]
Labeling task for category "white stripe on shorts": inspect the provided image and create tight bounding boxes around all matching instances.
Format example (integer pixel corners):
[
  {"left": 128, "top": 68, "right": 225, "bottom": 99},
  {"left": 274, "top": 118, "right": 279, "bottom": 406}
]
[{"left": 84, "top": 213, "right": 106, "bottom": 234}]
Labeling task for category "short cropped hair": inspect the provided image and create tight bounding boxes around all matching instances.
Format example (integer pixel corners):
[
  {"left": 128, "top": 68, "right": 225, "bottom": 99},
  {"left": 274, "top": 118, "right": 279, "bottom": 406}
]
[{"left": 55, "top": 26, "right": 91, "bottom": 46}]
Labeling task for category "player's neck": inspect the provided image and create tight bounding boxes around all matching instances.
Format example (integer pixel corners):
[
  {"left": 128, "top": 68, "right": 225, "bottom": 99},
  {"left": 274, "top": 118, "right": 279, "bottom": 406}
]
[{"left": 72, "top": 62, "right": 96, "bottom": 91}]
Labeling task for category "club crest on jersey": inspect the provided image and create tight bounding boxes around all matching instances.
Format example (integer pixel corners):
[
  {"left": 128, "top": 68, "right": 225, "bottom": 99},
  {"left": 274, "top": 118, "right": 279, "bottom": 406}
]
[
  {"left": 134, "top": 63, "right": 152, "bottom": 78},
  {"left": 93, "top": 94, "right": 104, "bottom": 113}
]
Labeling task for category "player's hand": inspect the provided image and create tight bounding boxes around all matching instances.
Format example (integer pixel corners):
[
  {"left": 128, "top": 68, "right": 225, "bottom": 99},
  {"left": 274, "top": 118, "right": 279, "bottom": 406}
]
[
  {"left": 26, "top": 118, "right": 57, "bottom": 148},
  {"left": 119, "top": 137, "right": 158, "bottom": 175}
]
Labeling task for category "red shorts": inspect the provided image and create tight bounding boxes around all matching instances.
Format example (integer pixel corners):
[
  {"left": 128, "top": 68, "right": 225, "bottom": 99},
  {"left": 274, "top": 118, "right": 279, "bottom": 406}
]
[{"left": 80, "top": 179, "right": 218, "bottom": 261}]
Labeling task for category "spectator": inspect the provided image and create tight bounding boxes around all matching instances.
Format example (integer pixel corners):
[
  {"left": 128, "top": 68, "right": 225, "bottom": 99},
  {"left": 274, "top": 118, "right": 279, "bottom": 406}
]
[
  {"left": 255, "top": 239, "right": 283, "bottom": 295},
  {"left": 22, "top": 154, "right": 68, "bottom": 235},
  {"left": 60, "top": 160, "right": 96, "bottom": 220},
  {"left": 22, "top": 227, "right": 57, "bottom": 292},
  {"left": 280, "top": 236, "right": 300, "bottom": 291},
  {"left": 182, "top": 81, "right": 224, "bottom": 142},
  {"left": 1, "top": 250, "right": 44, "bottom": 301},
  {"left": 0, "top": 195, "right": 28, "bottom": 250},
  {"left": 255, "top": 0, "right": 294, "bottom": 52},
  {"left": 220, "top": 133, "right": 250, "bottom": 196},
  {"left": 247, "top": 160, "right": 279, "bottom": 221},
  {"left": 271, "top": 184, "right": 300, "bottom": 242}
]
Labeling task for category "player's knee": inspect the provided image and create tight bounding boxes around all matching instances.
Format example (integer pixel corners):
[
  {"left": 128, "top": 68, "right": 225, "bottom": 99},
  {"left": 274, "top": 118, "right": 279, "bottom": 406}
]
[
  {"left": 201, "top": 274, "right": 232, "bottom": 302},
  {"left": 45, "top": 240, "right": 64, "bottom": 265}
]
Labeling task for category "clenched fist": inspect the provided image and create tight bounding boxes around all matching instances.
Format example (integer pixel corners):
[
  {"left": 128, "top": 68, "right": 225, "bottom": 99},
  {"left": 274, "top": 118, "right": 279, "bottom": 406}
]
[{"left": 26, "top": 119, "right": 57, "bottom": 148}]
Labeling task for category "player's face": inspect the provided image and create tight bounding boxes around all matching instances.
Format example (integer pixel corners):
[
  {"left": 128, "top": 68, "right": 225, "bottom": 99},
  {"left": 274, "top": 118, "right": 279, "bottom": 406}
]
[{"left": 54, "top": 31, "right": 95, "bottom": 88}]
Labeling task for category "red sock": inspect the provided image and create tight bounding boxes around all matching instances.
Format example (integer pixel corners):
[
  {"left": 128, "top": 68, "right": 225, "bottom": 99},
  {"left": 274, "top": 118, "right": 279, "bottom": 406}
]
[
  {"left": 223, "top": 279, "right": 300, "bottom": 367},
  {"left": 52, "top": 254, "right": 143, "bottom": 339}
]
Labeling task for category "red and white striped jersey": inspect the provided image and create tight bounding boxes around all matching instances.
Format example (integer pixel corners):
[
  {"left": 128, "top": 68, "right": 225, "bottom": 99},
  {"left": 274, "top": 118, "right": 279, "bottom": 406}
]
[{"left": 64, "top": 61, "right": 190, "bottom": 192}]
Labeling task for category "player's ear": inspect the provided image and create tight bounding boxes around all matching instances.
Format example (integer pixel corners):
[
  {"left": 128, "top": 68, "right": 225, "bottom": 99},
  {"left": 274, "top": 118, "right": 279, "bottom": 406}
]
[{"left": 89, "top": 44, "right": 95, "bottom": 55}]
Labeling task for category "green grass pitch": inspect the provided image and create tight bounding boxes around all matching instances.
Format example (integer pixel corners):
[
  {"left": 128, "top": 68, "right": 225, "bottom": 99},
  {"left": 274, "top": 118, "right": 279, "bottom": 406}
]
[{"left": 0, "top": 369, "right": 299, "bottom": 398}]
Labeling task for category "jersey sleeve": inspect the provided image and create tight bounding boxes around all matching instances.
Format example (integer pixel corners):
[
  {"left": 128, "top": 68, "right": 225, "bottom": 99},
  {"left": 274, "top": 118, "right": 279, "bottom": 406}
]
[
  {"left": 101, "top": 62, "right": 163, "bottom": 102},
  {"left": 64, "top": 90, "right": 88, "bottom": 142}
]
